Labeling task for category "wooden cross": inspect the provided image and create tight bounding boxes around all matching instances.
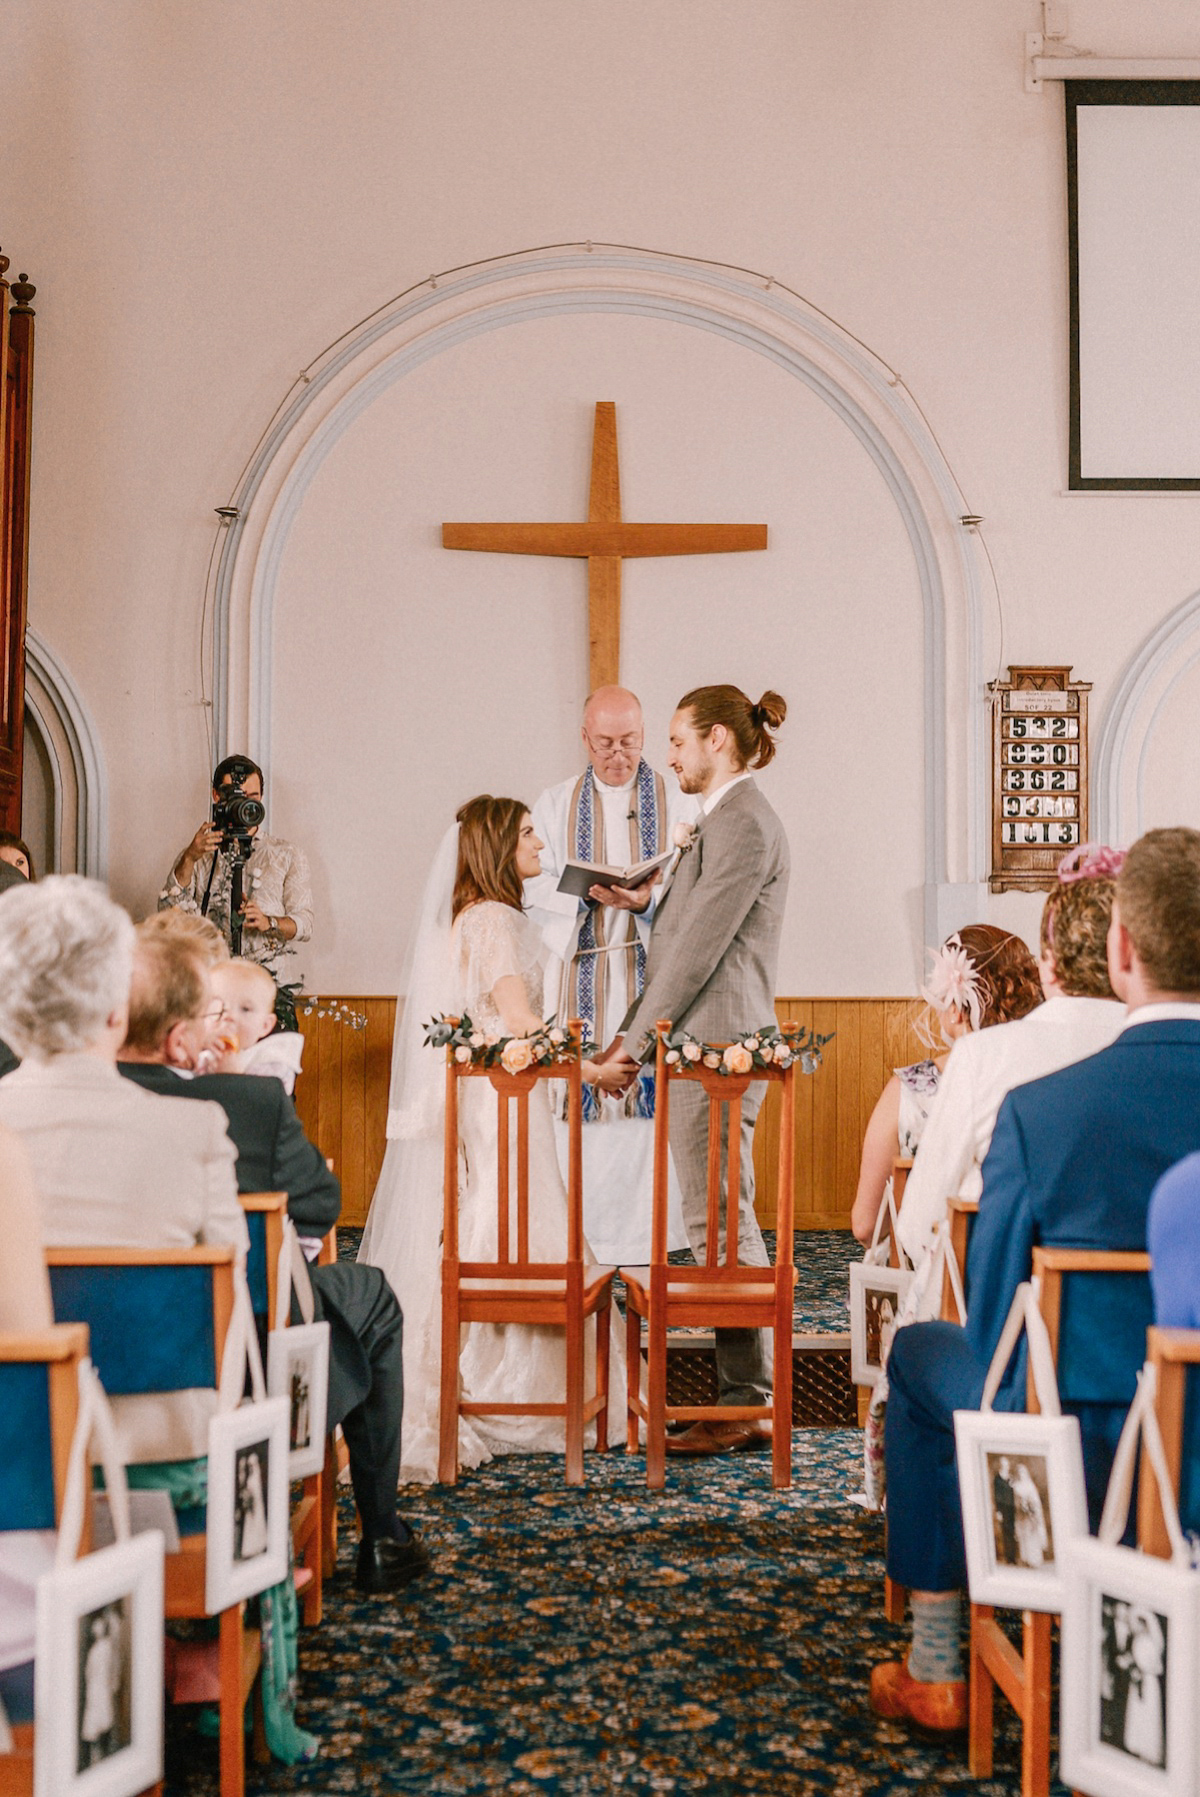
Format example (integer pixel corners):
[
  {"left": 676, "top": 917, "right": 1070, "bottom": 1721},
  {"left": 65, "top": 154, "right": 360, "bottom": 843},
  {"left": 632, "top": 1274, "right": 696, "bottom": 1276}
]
[{"left": 442, "top": 402, "right": 768, "bottom": 690}]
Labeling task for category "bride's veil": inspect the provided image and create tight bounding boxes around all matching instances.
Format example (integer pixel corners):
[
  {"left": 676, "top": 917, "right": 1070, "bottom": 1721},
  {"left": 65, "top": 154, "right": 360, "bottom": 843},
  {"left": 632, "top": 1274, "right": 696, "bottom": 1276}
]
[{"left": 357, "top": 822, "right": 462, "bottom": 1477}]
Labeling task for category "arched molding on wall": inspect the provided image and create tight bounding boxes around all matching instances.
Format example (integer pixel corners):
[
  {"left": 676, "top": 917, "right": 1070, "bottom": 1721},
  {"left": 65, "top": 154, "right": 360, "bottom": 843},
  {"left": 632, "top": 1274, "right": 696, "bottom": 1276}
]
[
  {"left": 212, "top": 246, "right": 992, "bottom": 912},
  {"left": 1094, "top": 585, "right": 1200, "bottom": 846},
  {"left": 24, "top": 627, "right": 109, "bottom": 879}
]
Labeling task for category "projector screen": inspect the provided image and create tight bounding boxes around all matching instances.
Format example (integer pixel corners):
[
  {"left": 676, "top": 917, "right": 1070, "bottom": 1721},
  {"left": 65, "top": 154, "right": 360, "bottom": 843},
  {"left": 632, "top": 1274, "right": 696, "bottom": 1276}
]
[{"left": 1068, "top": 81, "right": 1200, "bottom": 489}]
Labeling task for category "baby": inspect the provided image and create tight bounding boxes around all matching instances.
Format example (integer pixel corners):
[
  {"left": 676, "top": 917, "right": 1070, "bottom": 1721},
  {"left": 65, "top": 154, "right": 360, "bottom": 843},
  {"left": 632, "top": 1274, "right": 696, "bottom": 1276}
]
[{"left": 210, "top": 959, "right": 304, "bottom": 1093}]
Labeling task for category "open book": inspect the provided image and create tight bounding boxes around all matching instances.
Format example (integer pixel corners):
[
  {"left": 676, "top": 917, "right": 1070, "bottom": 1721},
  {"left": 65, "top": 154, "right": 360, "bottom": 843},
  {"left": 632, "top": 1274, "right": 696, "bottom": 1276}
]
[{"left": 555, "top": 847, "right": 676, "bottom": 901}]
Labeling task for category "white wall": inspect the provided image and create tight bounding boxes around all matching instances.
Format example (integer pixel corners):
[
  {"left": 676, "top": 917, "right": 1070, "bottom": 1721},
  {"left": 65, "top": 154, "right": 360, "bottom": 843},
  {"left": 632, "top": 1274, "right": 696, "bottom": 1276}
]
[{"left": 4, "top": 0, "right": 1200, "bottom": 992}]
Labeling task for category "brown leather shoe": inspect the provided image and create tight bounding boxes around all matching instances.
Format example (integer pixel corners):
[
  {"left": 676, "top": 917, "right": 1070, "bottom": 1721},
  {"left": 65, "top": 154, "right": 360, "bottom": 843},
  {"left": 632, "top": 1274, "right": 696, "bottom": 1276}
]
[
  {"left": 665, "top": 1420, "right": 772, "bottom": 1456},
  {"left": 869, "top": 1660, "right": 968, "bottom": 1732}
]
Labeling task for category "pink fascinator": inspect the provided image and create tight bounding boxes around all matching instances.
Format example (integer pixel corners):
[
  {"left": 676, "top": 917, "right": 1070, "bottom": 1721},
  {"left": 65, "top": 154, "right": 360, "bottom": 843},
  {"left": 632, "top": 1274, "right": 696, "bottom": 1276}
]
[
  {"left": 920, "top": 933, "right": 984, "bottom": 1032},
  {"left": 1057, "top": 843, "right": 1126, "bottom": 884}
]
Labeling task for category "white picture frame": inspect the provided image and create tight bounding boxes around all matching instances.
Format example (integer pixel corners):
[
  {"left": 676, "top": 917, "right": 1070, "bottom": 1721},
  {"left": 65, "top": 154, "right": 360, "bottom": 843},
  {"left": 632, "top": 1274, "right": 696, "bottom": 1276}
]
[
  {"left": 267, "top": 1319, "right": 330, "bottom": 1479},
  {"left": 849, "top": 1260, "right": 911, "bottom": 1388},
  {"left": 953, "top": 1408, "right": 1089, "bottom": 1612},
  {"left": 33, "top": 1531, "right": 164, "bottom": 1797},
  {"left": 1060, "top": 1536, "right": 1200, "bottom": 1797},
  {"left": 204, "top": 1396, "right": 290, "bottom": 1613}
]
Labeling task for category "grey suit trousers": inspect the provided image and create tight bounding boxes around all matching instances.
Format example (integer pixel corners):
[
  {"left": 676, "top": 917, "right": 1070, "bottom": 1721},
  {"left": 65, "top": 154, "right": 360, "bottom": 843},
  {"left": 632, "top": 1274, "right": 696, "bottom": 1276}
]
[{"left": 669, "top": 1080, "right": 773, "bottom": 1405}]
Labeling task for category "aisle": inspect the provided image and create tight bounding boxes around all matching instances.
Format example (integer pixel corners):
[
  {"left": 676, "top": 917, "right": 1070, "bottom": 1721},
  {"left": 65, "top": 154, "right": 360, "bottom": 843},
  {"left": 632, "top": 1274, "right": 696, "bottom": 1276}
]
[{"left": 163, "top": 1433, "right": 1032, "bottom": 1795}]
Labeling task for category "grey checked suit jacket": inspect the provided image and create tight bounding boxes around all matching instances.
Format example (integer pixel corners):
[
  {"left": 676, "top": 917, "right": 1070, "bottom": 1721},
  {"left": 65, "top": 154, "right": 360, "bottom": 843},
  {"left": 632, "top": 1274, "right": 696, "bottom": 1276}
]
[{"left": 621, "top": 779, "right": 789, "bottom": 1060}]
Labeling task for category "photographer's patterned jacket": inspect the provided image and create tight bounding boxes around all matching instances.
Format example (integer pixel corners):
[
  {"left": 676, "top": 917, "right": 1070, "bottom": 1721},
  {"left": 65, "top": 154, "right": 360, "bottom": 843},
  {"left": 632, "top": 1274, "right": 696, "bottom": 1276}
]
[{"left": 159, "top": 831, "right": 314, "bottom": 988}]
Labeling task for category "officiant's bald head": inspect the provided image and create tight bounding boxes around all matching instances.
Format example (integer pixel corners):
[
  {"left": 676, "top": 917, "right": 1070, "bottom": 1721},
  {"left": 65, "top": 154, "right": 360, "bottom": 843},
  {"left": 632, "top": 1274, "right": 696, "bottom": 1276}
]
[{"left": 582, "top": 686, "right": 643, "bottom": 786}]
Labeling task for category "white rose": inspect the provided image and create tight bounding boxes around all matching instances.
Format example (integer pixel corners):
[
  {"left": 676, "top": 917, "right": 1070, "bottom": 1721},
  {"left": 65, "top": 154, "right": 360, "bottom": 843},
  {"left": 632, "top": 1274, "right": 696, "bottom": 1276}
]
[
  {"left": 454, "top": 1046, "right": 473, "bottom": 1064},
  {"left": 682, "top": 1042, "right": 703, "bottom": 1064},
  {"left": 743, "top": 1037, "right": 760, "bottom": 1051},
  {"left": 673, "top": 821, "right": 698, "bottom": 850},
  {"left": 470, "top": 1033, "right": 485, "bottom": 1049},
  {"left": 548, "top": 1028, "right": 566, "bottom": 1045},
  {"left": 702, "top": 1052, "right": 721, "bottom": 1070},
  {"left": 501, "top": 1037, "right": 534, "bottom": 1074},
  {"left": 665, "top": 1048, "right": 681, "bottom": 1065},
  {"left": 772, "top": 1042, "right": 792, "bottom": 1064}
]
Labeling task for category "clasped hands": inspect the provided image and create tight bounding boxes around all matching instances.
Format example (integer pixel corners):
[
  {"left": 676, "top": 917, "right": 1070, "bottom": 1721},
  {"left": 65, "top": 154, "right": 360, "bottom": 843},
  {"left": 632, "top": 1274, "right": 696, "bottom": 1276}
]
[{"left": 585, "top": 1038, "right": 642, "bottom": 1095}]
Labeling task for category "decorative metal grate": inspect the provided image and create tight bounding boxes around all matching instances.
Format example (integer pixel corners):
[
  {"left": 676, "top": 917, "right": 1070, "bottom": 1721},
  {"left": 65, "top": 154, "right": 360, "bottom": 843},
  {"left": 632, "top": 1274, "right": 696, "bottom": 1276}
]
[{"left": 664, "top": 1343, "right": 857, "bottom": 1427}]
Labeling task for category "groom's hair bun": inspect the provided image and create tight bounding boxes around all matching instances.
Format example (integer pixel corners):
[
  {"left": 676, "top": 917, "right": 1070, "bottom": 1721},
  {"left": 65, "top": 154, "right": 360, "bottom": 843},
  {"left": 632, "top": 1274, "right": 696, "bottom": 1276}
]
[{"left": 677, "top": 685, "right": 787, "bottom": 770}]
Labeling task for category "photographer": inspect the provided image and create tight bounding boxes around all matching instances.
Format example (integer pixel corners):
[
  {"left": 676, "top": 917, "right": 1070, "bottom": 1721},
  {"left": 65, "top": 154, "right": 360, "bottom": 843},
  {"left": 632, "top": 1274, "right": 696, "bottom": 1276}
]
[{"left": 159, "top": 754, "right": 313, "bottom": 1024}]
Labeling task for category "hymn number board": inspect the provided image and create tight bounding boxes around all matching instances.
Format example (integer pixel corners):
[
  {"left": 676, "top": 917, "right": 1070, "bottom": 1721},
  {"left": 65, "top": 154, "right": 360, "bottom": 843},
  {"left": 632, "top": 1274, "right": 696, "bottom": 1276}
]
[{"left": 988, "top": 665, "right": 1091, "bottom": 893}]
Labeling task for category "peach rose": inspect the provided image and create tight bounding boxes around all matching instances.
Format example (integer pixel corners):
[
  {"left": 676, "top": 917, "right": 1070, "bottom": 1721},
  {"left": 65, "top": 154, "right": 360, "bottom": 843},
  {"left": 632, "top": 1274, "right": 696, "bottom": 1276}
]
[
  {"left": 682, "top": 1042, "right": 703, "bottom": 1064},
  {"left": 702, "top": 1052, "right": 721, "bottom": 1069},
  {"left": 723, "top": 1044, "right": 753, "bottom": 1074},
  {"left": 501, "top": 1037, "right": 534, "bottom": 1074},
  {"left": 772, "top": 1042, "right": 792, "bottom": 1064}
]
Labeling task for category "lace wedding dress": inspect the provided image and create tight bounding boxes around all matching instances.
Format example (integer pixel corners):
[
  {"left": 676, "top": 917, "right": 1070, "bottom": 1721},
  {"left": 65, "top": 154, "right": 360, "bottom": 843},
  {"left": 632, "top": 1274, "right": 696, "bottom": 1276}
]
[{"left": 360, "top": 865, "right": 626, "bottom": 1484}]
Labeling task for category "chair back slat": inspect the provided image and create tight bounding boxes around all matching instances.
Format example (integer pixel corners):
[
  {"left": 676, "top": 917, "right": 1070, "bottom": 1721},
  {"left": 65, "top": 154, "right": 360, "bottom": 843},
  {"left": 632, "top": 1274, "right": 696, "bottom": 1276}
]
[
  {"left": 724, "top": 1092, "right": 743, "bottom": 1270},
  {"left": 516, "top": 1090, "right": 530, "bottom": 1265},
  {"left": 47, "top": 1249, "right": 236, "bottom": 1396},
  {"left": 496, "top": 1088, "right": 511, "bottom": 1262},
  {"left": 1140, "top": 1329, "right": 1200, "bottom": 1555},
  {"left": 1057, "top": 1268, "right": 1154, "bottom": 1405},
  {"left": 239, "top": 1193, "right": 287, "bottom": 1321},
  {"left": 705, "top": 1094, "right": 721, "bottom": 1268},
  {"left": 0, "top": 1363, "right": 56, "bottom": 1529},
  {"left": 1181, "top": 1367, "right": 1200, "bottom": 1536},
  {"left": 0, "top": 1324, "right": 88, "bottom": 1534}
]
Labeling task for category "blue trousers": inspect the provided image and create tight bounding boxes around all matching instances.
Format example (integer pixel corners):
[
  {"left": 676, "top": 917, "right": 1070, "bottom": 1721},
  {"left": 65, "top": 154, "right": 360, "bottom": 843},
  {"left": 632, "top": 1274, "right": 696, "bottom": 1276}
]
[
  {"left": 884, "top": 1320, "right": 1135, "bottom": 1592},
  {"left": 884, "top": 1321, "right": 984, "bottom": 1592}
]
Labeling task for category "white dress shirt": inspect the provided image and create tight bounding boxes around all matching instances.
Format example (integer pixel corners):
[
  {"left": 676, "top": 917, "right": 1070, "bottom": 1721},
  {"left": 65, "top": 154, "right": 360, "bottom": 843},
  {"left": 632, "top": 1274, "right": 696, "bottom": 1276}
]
[
  {"left": 896, "top": 995, "right": 1128, "bottom": 1262},
  {"left": 0, "top": 1054, "right": 247, "bottom": 1461},
  {"left": 703, "top": 771, "right": 753, "bottom": 815}
]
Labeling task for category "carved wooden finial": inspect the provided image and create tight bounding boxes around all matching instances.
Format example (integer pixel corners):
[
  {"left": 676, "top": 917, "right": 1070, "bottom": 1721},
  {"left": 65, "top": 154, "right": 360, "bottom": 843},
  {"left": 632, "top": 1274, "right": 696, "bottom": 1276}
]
[
  {"left": 0, "top": 249, "right": 9, "bottom": 280},
  {"left": 10, "top": 273, "right": 36, "bottom": 313}
]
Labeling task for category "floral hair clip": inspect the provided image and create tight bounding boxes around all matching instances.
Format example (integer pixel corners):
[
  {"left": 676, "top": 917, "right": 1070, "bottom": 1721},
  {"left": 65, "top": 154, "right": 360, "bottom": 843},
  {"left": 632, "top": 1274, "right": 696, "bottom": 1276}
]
[
  {"left": 1056, "top": 843, "right": 1126, "bottom": 884},
  {"left": 920, "top": 933, "right": 983, "bottom": 1031}
]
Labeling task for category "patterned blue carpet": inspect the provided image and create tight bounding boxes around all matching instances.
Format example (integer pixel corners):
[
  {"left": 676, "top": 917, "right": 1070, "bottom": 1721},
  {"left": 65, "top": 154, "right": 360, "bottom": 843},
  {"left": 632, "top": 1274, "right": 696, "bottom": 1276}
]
[{"left": 163, "top": 1432, "right": 1042, "bottom": 1795}]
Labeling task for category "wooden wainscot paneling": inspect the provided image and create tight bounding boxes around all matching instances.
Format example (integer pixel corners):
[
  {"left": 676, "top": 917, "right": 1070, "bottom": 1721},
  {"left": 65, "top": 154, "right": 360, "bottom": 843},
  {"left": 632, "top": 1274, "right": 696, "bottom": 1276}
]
[
  {"left": 295, "top": 999, "right": 397, "bottom": 1230},
  {"left": 297, "top": 995, "right": 926, "bottom": 1231}
]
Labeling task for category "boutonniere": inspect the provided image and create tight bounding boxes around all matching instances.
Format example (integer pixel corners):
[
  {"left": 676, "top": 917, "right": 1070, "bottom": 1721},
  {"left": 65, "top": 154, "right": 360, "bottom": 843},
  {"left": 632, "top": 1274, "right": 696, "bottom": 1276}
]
[{"left": 673, "top": 821, "right": 699, "bottom": 854}]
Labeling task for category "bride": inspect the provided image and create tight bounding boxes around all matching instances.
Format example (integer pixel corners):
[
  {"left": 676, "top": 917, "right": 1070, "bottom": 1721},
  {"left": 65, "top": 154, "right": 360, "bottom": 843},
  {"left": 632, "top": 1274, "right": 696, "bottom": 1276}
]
[{"left": 359, "top": 794, "right": 630, "bottom": 1483}]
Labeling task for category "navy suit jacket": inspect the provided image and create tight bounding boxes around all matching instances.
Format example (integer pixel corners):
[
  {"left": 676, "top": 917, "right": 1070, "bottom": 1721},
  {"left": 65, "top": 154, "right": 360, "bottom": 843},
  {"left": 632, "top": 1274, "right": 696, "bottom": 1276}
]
[{"left": 966, "top": 1018, "right": 1200, "bottom": 1409}]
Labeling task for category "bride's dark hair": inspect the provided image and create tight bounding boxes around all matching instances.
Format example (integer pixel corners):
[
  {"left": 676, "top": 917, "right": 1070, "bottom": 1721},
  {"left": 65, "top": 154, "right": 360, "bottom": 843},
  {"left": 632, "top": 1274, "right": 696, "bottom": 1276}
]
[{"left": 452, "top": 795, "right": 528, "bottom": 920}]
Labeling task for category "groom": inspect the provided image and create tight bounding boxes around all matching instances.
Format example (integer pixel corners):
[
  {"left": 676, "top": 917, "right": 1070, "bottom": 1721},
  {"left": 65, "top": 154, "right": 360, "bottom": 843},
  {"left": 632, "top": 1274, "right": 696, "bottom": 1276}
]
[{"left": 603, "top": 683, "right": 790, "bottom": 1454}]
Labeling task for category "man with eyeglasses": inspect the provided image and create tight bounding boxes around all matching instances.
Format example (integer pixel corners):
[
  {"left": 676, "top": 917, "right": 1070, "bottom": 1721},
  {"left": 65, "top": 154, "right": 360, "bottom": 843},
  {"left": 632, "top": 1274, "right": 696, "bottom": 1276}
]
[{"left": 525, "top": 685, "right": 696, "bottom": 1263}]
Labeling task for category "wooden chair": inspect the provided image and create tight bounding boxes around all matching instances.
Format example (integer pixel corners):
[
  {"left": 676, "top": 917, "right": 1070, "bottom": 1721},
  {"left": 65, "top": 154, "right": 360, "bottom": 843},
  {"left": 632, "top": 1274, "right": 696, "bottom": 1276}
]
[
  {"left": 0, "top": 1323, "right": 90, "bottom": 1797},
  {"left": 967, "top": 1245, "right": 1153, "bottom": 1797},
  {"left": 47, "top": 1246, "right": 265, "bottom": 1797},
  {"left": 439, "top": 1020, "right": 615, "bottom": 1486},
  {"left": 620, "top": 1021, "right": 800, "bottom": 1491},
  {"left": 239, "top": 1192, "right": 326, "bottom": 1624},
  {"left": 1138, "top": 1325, "right": 1200, "bottom": 1557}
]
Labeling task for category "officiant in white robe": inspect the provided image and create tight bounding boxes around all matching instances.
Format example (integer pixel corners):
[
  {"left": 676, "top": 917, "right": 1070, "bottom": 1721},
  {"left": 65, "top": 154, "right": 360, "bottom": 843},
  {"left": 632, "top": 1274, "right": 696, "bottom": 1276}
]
[{"left": 525, "top": 688, "right": 695, "bottom": 1262}]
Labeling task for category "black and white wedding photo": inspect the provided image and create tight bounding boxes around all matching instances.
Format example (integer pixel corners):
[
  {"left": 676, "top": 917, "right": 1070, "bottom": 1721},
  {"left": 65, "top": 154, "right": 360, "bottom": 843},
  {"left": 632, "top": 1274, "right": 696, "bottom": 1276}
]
[
  {"left": 76, "top": 1599, "right": 131, "bottom": 1773},
  {"left": 1099, "top": 1596, "right": 1169, "bottom": 1770}
]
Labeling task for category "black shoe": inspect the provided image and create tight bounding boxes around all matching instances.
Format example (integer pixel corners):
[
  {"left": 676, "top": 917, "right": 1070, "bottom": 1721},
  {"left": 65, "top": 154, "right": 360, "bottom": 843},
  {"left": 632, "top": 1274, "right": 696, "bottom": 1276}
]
[{"left": 354, "top": 1530, "right": 432, "bottom": 1595}]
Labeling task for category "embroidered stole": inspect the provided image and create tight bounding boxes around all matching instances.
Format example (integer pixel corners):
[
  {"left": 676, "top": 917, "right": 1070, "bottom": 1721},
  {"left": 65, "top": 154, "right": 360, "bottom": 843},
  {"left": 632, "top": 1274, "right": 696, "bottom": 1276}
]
[{"left": 566, "top": 760, "right": 665, "bottom": 1120}]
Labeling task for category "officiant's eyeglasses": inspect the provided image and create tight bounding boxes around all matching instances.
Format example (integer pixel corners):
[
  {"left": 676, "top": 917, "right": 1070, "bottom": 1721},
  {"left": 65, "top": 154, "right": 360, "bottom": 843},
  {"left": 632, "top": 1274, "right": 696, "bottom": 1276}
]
[{"left": 583, "top": 729, "right": 642, "bottom": 754}]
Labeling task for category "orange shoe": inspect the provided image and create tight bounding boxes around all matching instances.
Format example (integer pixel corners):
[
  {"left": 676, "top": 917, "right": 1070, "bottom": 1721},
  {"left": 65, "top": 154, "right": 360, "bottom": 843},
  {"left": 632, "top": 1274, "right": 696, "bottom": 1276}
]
[{"left": 869, "top": 1660, "right": 968, "bottom": 1732}]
